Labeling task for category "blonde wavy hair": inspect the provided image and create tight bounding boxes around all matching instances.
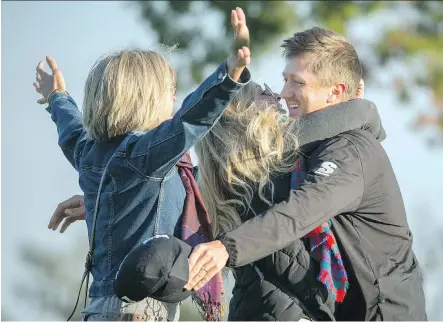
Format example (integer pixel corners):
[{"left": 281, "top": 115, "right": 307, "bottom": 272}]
[
  {"left": 195, "top": 82, "right": 300, "bottom": 236},
  {"left": 82, "top": 50, "right": 176, "bottom": 141}
]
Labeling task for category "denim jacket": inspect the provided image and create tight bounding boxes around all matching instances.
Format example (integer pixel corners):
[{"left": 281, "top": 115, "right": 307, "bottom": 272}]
[{"left": 47, "top": 61, "right": 251, "bottom": 297}]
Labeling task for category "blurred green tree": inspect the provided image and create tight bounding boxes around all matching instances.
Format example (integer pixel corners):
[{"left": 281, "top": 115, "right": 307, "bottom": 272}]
[
  {"left": 135, "top": 0, "right": 443, "bottom": 142},
  {"left": 11, "top": 238, "right": 203, "bottom": 321},
  {"left": 12, "top": 240, "right": 89, "bottom": 321}
]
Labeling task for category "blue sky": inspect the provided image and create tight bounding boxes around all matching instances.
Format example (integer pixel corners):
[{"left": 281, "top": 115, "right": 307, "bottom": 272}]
[{"left": 2, "top": 1, "right": 443, "bottom": 319}]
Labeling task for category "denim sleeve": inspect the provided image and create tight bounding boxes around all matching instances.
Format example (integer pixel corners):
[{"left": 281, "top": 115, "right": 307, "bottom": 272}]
[
  {"left": 124, "top": 60, "right": 251, "bottom": 179},
  {"left": 47, "top": 93, "right": 88, "bottom": 171}
]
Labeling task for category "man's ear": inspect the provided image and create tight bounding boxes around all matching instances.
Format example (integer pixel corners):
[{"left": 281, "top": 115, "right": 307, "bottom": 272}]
[
  {"left": 356, "top": 79, "right": 364, "bottom": 99},
  {"left": 327, "top": 83, "right": 347, "bottom": 103}
]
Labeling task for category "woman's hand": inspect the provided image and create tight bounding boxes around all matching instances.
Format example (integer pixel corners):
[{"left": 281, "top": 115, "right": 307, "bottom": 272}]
[
  {"left": 227, "top": 7, "right": 251, "bottom": 81},
  {"left": 48, "top": 195, "right": 85, "bottom": 233},
  {"left": 184, "top": 240, "right": 229, "bottom": 291},
  {"left": 33, "top": 56, "right": 66, "bottom": 104}
]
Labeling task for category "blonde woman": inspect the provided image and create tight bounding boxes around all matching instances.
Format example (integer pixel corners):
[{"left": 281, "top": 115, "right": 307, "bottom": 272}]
[{"left": 34, "top": 8, "right": 251, "bottom": 321}]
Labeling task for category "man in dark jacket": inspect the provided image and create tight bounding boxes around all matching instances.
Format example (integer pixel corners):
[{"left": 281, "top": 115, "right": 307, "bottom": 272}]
[{"left": 186, "top": 26, "right": 427, "bottom": 321}]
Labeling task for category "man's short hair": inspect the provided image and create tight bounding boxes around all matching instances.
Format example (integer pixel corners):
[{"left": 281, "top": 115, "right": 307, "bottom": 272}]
[{"left": 281, "top": 27, "right": 362, "bottom": 101}]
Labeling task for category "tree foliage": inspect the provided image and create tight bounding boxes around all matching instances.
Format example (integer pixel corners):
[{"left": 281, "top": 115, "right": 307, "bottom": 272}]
[
  {"left": 12, "top": 240, "right": 89, "bottom": 321},
  {"left": 135, "top": 0, "right": 443, "bottom": 140},
  {"left": 11, "top": 239, "right": 203, "bottom": 321}
]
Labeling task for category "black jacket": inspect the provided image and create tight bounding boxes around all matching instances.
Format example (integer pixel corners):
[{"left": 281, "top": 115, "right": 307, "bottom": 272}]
[
  {"left": 226, "top": 99, "right": 383, "bottom": 321},
  {"left": 222, "top": 100, "right": 426, "bottom": 320},
  {"left": 219, "top": 99, "right": 427, "bottom": 321},
  {"left": 228, "top": 168, "right": 335, "bottom": 321}
]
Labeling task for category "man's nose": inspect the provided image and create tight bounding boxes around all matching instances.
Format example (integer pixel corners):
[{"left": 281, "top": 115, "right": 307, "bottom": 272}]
[{"left": 280, "top": 83, "right": 291, "bottom": 99}]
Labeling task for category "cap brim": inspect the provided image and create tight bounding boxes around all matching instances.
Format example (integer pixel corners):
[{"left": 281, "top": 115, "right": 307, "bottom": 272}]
[{"left": 153, "top": 288, "right": 193, "bottom": 303}]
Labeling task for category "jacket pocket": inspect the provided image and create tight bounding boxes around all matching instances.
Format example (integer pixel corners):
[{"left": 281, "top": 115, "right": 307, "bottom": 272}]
[{"left": 377, "top": 258, "right": 427, "bottom": 321}]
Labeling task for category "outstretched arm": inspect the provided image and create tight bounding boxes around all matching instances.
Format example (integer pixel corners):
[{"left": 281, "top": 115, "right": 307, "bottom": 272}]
[
  {"left": 124, "top": 7, "right": 252, "bottom": 179},
  {"left": 34, "top": 57, "right": 88, "bottom": 170},
  {"left": 185, "top": 136, "right": 364, "bottom": 290}
]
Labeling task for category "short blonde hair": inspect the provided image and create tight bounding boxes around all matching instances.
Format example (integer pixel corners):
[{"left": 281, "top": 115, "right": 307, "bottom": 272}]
[
  {"left": 281, "top": 27, "right": 362, "bottom": 101},
  {"left": 82, "top": 50, "right": 176, "bottom": 141}
]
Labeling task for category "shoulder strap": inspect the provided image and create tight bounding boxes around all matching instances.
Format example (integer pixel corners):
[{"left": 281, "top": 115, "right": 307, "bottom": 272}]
[{"left": 66, "top": 158, "right": 113, "bottom": 321}]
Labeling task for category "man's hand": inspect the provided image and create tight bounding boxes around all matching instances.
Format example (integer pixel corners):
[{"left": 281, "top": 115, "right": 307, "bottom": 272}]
[
  {"left": 33, "top": 56, "right": 66, "bottom": 104},
  {"left": 227, "top": 7, "right": 251, "bottom": 81},
  {"left": 183, "top": 240, "right": 229, "bottom": 291},
  {"left": 48, "top": 195, "right": 85, "bottom": 233}
]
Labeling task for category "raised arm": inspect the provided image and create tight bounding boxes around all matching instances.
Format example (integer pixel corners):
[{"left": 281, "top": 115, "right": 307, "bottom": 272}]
[
  {"left": 124, "top": 7, "right": 252, "bottom": 178},
  {"left": 34, "top": 57, "right": 87, "bottom": 170},
  {"left": 125, "top": 60, "right": 250, "bottom": 178}
]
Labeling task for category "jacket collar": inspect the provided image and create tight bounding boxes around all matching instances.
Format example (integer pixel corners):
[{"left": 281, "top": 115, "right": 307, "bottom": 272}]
[{"left": 294, "top": 99, "right": 385, "bottom": 155}]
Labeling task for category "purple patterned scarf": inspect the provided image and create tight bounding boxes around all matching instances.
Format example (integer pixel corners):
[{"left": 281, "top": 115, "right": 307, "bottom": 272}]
[{"left": 177, "top": 152, "right": 226, "bottom": 321}]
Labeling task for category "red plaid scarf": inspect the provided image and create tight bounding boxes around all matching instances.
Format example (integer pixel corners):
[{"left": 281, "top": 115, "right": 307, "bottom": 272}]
[
  {"left": 291, "top": 158, "right": 349, "bottom": 302},
  {"left": 177, "top": 152, "right": 226, "bottom": 321}
]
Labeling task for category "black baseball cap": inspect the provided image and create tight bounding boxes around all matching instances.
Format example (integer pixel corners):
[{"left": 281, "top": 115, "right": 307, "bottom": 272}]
[{"left": 113, "top": 235, "right": 193, "bottom": 303}]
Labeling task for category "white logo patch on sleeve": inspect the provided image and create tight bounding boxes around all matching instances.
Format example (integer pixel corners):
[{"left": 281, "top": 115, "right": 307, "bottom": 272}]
[{"left": 314, "top": 161, "right": 337, "bottom": 177}]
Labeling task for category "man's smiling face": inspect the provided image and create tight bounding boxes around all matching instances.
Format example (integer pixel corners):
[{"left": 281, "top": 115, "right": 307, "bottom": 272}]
[{"left": 281, "top": 55, "right": 335, "bottom": 119}]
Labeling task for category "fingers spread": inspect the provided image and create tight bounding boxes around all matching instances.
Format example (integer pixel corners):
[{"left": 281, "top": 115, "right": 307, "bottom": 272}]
[
  {"left": 36, "top": 60, "right": 45, "bottom": 72},
  {"left": 46, "top": 56, "right": 58, "bottom": 72},
  {"left": 33, "top": 82, "right": 42, "bottom": 94},
  {"left": 36, "top": 60, "right": 50, "bottom": 82}
]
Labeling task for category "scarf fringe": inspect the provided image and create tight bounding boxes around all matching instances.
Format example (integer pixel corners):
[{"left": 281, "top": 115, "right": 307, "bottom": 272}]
[{"left": 191, "top": 292, "right": 226, "bottom": 321}]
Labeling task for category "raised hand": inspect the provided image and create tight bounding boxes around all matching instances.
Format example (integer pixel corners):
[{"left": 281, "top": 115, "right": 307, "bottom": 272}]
[
  {"left": 227, "top": 7, "right": 251, "bottom": 81},
  {"left": 33, "top": 56, "right": 66, "bottom": 104},
  {"left": 231, "top": 7, "right": 250, "bottom": 58}
]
